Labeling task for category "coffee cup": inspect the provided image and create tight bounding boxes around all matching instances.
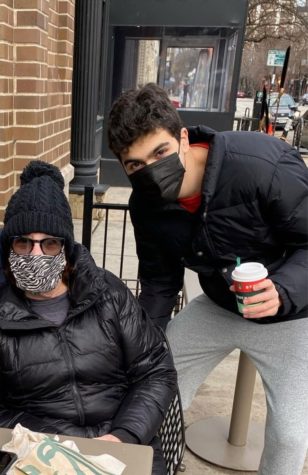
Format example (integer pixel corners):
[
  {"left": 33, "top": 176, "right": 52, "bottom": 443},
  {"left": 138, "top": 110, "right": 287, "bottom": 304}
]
[{"left": 231, "top": 262, "right": 268, "bottom": 313}]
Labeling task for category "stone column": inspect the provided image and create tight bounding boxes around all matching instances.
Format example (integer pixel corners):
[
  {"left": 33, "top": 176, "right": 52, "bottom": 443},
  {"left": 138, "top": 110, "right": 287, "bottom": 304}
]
[{"left": 70, "top": 0, "right": 104, "bottom": 192}]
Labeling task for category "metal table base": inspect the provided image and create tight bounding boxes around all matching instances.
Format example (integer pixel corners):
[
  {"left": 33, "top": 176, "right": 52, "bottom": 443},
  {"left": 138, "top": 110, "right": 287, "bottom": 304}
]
[{"left": 186, "top": 351, "right": 265, "bottom": 471}]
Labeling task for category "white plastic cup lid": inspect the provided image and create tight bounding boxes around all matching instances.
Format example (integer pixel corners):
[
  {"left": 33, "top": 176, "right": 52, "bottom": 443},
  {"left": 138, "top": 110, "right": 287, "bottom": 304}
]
[{"left": 231, "top": 262, "right": 268, "bottom": 282}]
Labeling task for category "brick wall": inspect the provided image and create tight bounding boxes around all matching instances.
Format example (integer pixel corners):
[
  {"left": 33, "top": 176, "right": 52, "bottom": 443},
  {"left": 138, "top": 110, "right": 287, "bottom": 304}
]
[{"left": 0, "top": 0, "right": 75, "bottom": 222}]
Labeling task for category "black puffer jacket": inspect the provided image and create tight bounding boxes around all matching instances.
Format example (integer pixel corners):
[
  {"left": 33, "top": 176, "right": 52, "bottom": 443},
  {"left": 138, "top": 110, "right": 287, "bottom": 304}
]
[
  {"left": 0, "top": 244, "right": 177, "bottom": 443},
  {"left": 130, "top": 126, "right": 308, "bottom": 324}
]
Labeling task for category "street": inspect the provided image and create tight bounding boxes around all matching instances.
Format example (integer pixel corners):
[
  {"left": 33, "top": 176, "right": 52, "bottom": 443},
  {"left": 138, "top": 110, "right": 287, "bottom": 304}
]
[
  {"left": 236, "top": 97, "right": 308, "bottom": 122},
  {"left": 235, "top": 98, "right": 308, "bottom": 145}
]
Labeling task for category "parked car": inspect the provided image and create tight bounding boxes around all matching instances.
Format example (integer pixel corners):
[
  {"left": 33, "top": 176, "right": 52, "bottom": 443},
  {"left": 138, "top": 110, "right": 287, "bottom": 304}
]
[
  {"left": 268, "top": 93, "right": 297, "bottom": 129},
  {"left": 170, "top": 98, "right": 181, "bottom": 108},
  {"left": 237, "top": 91, "right": 247, "bottom": 98}
]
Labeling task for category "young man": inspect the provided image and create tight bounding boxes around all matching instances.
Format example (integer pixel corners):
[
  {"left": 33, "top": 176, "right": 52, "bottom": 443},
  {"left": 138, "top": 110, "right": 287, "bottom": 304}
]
[{"left": 108, "top": 83, "right": 308, "bottom": 475}]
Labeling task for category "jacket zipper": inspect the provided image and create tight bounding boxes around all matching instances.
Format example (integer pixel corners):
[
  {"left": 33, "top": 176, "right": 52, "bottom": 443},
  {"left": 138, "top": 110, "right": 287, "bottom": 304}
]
[
  {"left": 57, "top": 328, "right": 85, "bottom": 426},
  {"left": 202, "top": 206, "right": 218, "bottom": 259}
]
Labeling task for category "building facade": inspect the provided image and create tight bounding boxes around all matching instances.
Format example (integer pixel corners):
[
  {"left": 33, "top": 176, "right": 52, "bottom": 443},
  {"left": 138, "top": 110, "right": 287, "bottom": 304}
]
[{"left": 0, "top": 0, "right": 75, "bottom": 222}]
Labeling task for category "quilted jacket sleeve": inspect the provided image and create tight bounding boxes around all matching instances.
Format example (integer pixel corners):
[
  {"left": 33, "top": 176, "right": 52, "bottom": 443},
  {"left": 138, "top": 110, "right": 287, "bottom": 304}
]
[
  {"left": 265, "top": 148, "right": 308, "bottom": 315},
  {"left": 130, "top": 202, "right": 184, "bottom": 326},
  {"left": 110, "top": 286, "right": 177, "bottom": 445}
]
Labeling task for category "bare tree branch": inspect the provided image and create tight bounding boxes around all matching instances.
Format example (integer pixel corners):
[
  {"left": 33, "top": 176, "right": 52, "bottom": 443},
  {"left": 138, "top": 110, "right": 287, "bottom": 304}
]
[
  {"left": 239, "top": 1, "right": 308, "bottom": 98},
  {"left": 245, "top": 0, "right": 308, "bottom": 44}
]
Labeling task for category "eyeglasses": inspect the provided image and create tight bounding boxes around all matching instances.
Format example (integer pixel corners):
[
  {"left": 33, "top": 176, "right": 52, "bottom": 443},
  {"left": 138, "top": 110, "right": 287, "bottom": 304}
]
[{"left": 10, "top": 236, "right": 65, "bottom": 256}]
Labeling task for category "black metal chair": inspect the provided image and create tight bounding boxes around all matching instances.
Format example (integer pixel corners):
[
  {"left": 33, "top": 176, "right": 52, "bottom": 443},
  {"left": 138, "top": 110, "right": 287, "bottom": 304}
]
[
  {"left": 82, "top": 186, "right": 186, "bottom": 475},
  {"left": 157, "top": 330, "right": 186, "bottom": 475}
]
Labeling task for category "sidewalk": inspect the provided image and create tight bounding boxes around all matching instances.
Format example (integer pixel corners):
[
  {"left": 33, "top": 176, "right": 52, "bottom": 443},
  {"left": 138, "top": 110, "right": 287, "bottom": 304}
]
[{"left": 73, "top": 186, "right": 308, "bottom": 475}]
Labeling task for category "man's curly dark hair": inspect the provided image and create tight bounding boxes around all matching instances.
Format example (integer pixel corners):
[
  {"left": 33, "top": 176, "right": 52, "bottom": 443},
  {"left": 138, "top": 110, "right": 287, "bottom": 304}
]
[{"left": 108, "top": 83, "right": 183, "bottom": 159}]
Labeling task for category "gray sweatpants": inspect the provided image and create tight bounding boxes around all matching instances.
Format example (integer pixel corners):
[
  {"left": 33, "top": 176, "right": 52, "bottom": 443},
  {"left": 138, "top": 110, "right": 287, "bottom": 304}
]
[{"left": 166, "top": 294, "right": 308, "bottom": 475}]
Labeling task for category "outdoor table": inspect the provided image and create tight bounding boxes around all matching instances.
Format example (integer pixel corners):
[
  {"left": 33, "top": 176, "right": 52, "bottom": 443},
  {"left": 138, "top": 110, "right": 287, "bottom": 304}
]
[
  {"left": 184, "top": 269, "right": 265, "bottom": 471},
  {"left": 0, "top": 427, "right": 153, "bottom": 475}
]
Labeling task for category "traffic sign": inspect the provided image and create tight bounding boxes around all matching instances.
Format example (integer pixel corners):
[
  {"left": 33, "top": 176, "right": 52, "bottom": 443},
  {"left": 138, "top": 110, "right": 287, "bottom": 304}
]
[{"left": 267, "top": 50, "right": 286, "bottom": 67}]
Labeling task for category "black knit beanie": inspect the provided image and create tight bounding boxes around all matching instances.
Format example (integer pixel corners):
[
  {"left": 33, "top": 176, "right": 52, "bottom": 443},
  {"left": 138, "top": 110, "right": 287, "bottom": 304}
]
[{"left": 1, "top": 160, "right": 74, "bottom": 260}]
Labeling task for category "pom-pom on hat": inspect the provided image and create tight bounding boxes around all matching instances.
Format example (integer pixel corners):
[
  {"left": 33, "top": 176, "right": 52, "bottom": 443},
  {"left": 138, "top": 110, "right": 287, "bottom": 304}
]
[{"left": 2, "top": 160, "right": 74, "bottom": 259}]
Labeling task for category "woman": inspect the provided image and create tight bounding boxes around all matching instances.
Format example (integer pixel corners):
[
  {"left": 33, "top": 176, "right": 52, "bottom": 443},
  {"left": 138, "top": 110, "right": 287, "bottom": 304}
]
[{"left": 0, "top": 161, "right": 177, "bottom": 475}]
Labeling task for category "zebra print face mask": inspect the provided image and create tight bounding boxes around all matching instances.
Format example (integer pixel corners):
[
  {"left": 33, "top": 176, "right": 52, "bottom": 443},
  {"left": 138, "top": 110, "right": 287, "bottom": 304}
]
[{"left": 9, "top": 250, "right": 66, "bottom": 294}]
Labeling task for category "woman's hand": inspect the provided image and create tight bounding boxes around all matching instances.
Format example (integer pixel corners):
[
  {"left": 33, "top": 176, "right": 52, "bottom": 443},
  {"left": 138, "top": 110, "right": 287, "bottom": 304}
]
[
  {"left": 95, "top": 434, "right": 122, "bottom": 443},
  {"left": 230, "top": 278, "right": 282, "bottom": 318}
]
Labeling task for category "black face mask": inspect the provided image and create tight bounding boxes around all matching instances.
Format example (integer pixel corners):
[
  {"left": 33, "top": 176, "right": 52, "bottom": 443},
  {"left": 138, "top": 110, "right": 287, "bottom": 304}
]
[{"left": 129, "top": 152, "right": 185, "bottom": 203}]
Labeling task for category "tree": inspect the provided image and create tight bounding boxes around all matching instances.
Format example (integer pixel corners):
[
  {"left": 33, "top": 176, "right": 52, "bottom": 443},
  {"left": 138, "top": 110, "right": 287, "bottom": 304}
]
[
  {"left": 239, "top": 1, "right": 308, "bottom": 97},
  {"left": 245, "top": 0, "right": 308, "bottom": 44}
]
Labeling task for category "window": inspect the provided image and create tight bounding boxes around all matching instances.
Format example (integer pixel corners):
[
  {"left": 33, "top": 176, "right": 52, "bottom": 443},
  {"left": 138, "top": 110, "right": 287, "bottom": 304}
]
[{"left": 112, "top": 26, "right": 239, "bottom": 113}]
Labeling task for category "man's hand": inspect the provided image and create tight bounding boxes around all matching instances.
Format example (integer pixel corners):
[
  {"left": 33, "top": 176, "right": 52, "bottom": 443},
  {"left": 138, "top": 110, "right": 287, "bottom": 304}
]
[
  {"left": 95, "top": 434, "right": 122, "bottom": 442},
  {"left": 230, "top": 278, "right": 282, "bottom": 318}
]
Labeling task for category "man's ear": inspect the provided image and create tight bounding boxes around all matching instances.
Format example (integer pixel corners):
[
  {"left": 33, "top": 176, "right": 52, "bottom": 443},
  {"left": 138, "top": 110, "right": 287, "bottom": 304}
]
[{"left": 180, "top": 127, "right": 190, "bottom": 153}]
